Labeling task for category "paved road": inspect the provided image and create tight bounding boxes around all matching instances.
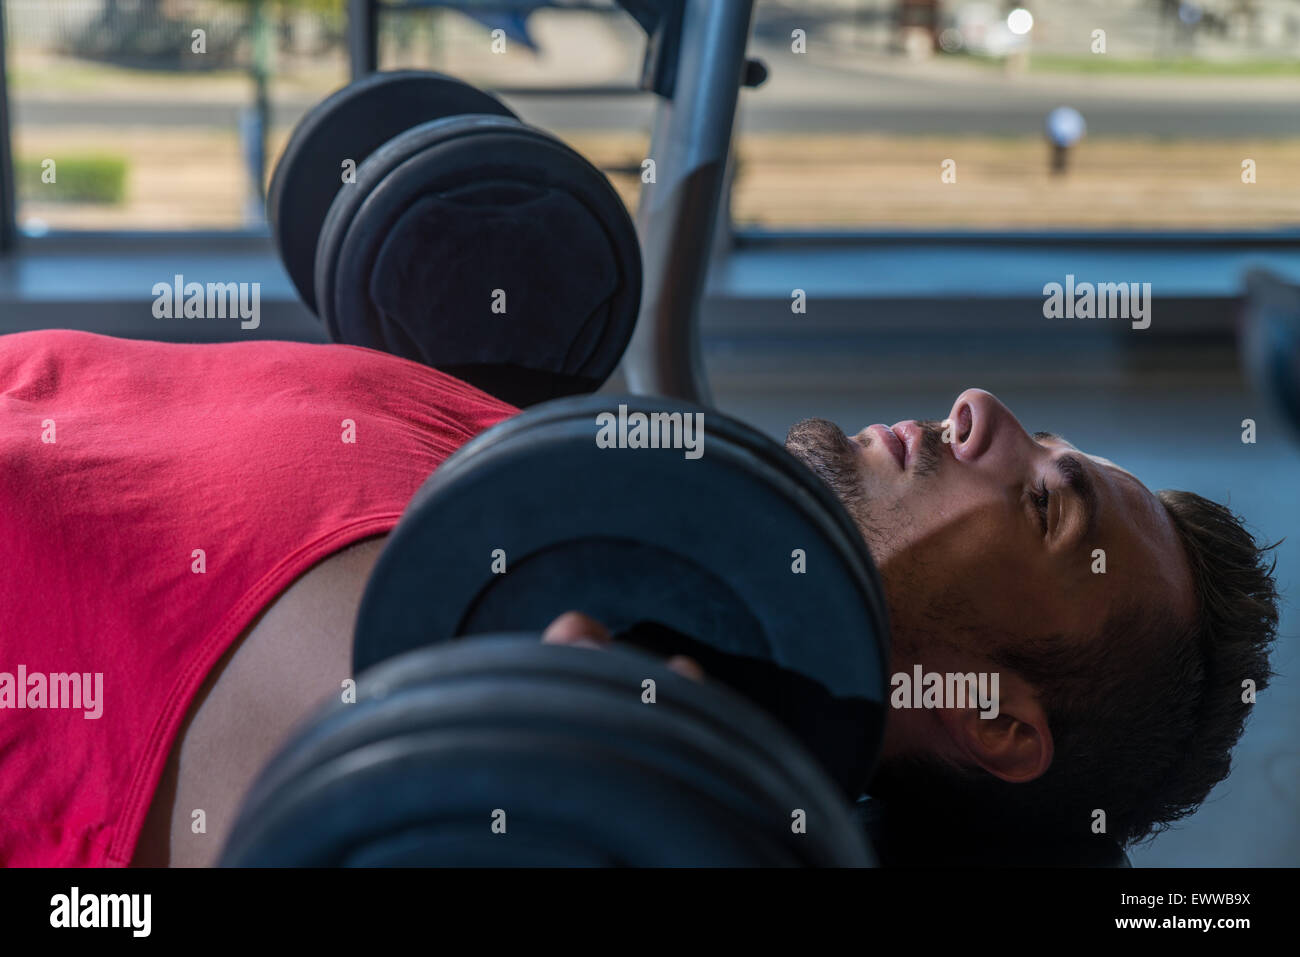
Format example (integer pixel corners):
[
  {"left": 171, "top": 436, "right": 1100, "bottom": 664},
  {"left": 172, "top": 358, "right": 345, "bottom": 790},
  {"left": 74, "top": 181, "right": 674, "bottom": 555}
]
[
  {"left": 9, "top": 35, "right": 1300, "bottom": 137},
  {"left": 12, "top": 83, "right": 1299, "bottom": 138}
]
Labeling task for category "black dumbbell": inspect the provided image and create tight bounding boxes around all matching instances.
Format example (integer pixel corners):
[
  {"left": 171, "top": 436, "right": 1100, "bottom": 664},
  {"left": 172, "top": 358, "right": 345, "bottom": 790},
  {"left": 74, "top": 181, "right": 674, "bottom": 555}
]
[
  {"left": 353, "top": 394, "right": 893, "bottom": 798},
  {"left": 220, "top": 636, "right": 873, "bottom": 867},
  {"left": 269, "top": 71, "right": 642, "bottom": 407}
]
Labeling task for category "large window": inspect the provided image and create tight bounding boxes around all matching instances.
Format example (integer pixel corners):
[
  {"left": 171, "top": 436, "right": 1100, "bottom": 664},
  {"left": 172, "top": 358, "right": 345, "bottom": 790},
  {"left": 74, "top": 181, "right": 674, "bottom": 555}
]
[
  {"left": 372, "top": 2, "right": 650, "bottom": 239},
  {"left": 731, "top": 0, "right": 1300, "bottom": 231},
  {"left": 1, "top": 0, "right": 651, "bottom": 233},
  {"left": 6, "top": 0, "right": 1299, "bottom": 236},
  {"left": 5, "top": 0, "right": 353, "bottom": 232}
]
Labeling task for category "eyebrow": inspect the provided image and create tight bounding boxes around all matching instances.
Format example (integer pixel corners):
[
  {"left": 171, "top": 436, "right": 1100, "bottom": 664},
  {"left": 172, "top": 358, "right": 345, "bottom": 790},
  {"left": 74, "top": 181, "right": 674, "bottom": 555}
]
[
  {"left": 1033, "top": 432, "right": 1100, "bottom": 541},
  {"left": 1055, "top": 454, "right": 1099, "bottom": 543}
]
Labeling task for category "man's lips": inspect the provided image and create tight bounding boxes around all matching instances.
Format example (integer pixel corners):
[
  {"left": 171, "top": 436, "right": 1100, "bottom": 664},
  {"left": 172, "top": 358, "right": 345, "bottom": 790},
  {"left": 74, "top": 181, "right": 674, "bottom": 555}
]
[
  {"left": 890, "top": 420, "right": 923, "bottom": 470},
  {"left": 864, "top": 424, "right": 907, "bottom": 469}
]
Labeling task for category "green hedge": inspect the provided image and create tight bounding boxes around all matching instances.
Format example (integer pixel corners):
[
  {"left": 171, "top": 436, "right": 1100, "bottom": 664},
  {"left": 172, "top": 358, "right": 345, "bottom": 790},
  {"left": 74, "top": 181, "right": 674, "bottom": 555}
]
[{"left": 17, "top": 155, "right": 127, "bottom": 204}]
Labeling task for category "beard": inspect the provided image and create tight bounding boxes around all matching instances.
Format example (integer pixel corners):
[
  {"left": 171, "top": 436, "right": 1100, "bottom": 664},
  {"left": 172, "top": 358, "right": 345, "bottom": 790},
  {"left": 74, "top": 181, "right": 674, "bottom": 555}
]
[
  {"left": 783, "top": 416, "right": 947, "bottom": 526},
  {"left": 784, "top": 415, "right": 953, "bottom": 661},
  {"left": 783, "top": 417, "right": 872, "bottom": 527}
]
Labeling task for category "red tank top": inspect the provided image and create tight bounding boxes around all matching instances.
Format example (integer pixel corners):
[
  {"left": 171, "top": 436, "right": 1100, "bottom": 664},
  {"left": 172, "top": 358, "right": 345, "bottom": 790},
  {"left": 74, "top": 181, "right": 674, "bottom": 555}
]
[{"left": 0, "top": 330, "right": 516, "bottom": 866}]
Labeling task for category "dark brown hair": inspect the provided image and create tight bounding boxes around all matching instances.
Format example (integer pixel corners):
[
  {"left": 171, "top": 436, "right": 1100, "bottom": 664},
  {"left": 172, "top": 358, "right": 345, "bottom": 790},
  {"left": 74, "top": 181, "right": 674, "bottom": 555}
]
[{"left": 869, "top": 490, "right": 1280, "bottom": 848}]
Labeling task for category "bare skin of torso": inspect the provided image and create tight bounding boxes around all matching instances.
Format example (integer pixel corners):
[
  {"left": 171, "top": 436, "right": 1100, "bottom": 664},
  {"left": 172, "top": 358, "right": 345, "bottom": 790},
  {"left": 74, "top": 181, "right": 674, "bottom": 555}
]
[
  {"left": 131, "top": 534, "right": 391, "bottom": 867},
  {"left": 128, "top": 538, "right": 697, "bottom": 867}
]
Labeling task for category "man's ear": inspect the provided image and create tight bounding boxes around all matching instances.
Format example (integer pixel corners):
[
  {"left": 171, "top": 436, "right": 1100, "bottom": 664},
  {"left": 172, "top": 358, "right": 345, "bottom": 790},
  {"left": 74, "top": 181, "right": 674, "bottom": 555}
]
[{"left": 933, "top": 672, "right": 1054, "bottom": 784}]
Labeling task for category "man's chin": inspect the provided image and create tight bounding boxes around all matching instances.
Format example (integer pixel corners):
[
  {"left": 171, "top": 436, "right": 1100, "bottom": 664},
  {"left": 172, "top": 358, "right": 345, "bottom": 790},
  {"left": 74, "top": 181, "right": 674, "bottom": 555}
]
[
  {"left": 784, "top": 416, "right": 874, "bottom": 531},
  {"left": 785, "top": 417, "right": 853, "bottom": 471}
]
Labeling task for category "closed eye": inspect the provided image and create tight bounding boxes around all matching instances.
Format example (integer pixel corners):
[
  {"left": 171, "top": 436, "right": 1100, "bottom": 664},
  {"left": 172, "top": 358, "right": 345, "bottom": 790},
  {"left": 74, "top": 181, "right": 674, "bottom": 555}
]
[{"left": 1030, "top": 480, "right": 1050, "bottom": 534}]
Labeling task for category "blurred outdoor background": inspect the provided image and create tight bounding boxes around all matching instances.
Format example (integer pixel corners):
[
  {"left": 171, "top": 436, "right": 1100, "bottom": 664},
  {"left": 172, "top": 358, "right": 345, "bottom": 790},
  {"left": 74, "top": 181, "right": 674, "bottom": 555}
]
[{"left": 4, "top": 0, "right": 1300, "bottom": 233}]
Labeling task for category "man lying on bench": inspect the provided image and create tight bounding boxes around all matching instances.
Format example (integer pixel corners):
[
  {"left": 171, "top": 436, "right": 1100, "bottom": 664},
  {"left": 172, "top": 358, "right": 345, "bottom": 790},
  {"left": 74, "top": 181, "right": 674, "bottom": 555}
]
[{"left": 0, "top": 330, "right": 1277, "bottom": 866}]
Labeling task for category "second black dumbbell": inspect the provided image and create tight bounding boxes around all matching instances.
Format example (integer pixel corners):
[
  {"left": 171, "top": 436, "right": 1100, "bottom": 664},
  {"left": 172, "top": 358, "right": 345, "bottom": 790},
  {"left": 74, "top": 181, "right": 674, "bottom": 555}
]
[{"left": 269, "top": 70, "right": 642, "bottom": 407}]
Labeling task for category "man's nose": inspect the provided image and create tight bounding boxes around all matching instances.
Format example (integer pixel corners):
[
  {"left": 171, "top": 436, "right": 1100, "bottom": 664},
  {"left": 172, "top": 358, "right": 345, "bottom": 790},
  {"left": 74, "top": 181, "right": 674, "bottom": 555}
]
[{"left": 945, "top": 388, "right": 1030, "bottom": 464}]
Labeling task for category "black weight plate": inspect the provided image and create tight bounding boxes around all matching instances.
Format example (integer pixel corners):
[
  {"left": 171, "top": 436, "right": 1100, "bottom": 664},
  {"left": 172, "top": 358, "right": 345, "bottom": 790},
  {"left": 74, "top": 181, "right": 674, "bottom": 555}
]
[
  {"left": 354, "top": 395, "right": 891, "bottom": 794},
  {"left": 316, "top": 117, "right": 640, "bottom": 404},
  {"left": 313, "top": 115, "right": 520, "bottom": 346},
  {"left": 424, "top": 392, "right": 888, "bottom": 620},
  {"left": 221, "top": 639, "right": 869, "bottom": 866},
  {"left": 374, "top": 639, "right": 862, "bottom": 837},
  {"left": 268, "top": 70, "right": 515, "bottom": 314},
  {"left": 238, "top": 641, "right": 866, "bottom": 865},
  {"left": 348, "top": 131, "right": 636, "bottom": 380},
  {"left": 231, "top": 637, "right": 865, "bottom": 863},
  {"left": 227, "top": 729, "right": 799, "bottom": 866}
]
